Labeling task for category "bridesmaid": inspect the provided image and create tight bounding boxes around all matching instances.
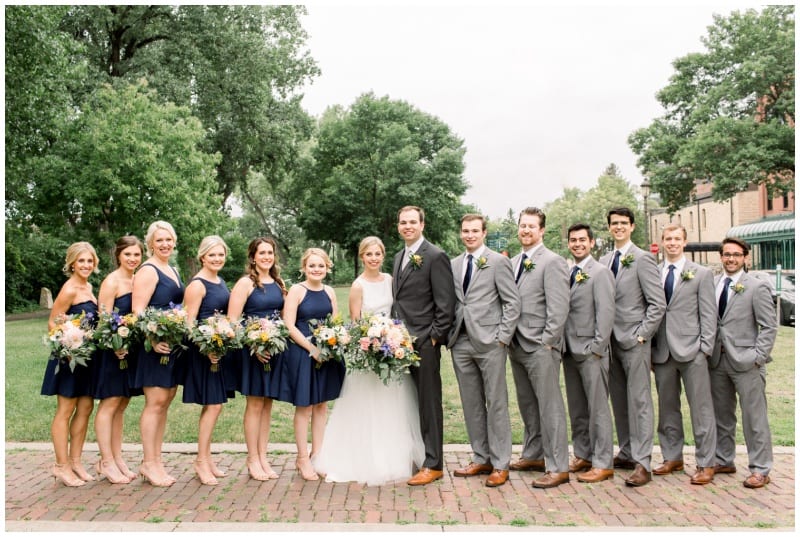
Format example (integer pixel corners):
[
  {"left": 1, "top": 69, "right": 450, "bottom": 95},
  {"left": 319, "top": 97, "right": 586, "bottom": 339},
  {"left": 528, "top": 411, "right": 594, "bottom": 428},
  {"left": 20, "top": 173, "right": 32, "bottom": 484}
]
[
  {"left": 93, "top": 236, "right": 144, "bottom": 484},
  {"left": 182, "top": 235, "right": 232, "bottom": 486},
  {"left": 131, "top": 221, "right": 184, "bottom": 487},
  {"left": 272, "top": 248, "right": 345, "bottom": 481},
  {"left": 41, "top": 242, "right": 100, "bottom": 487},
  {"left": 228, "top": 237, "right": 286, "bottom": 481}
]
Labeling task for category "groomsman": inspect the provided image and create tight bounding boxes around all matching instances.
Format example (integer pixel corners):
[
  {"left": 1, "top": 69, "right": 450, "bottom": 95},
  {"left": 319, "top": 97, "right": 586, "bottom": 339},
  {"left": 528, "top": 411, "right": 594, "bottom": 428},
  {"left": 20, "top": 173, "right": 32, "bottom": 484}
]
[
  {"left": 508, "top": 207, "right": 571, "bottom": 488},
  {"left": 448, "top": 214, "right": 521, "bottom": 487},
  {"left": 392, "top": 205, "right": 456, "bottom": 486},
  {"left": 562, "top": 223, "right": 615, "bottom": 483},
  {"left": 599, "top": 207, "right": 666, "bottom": 487},
  {"left": 651, "top": 224, "right": 718, "bottom": 485},
  {"left": 709, "top": 237, "right": 777, "bottom": 489}
]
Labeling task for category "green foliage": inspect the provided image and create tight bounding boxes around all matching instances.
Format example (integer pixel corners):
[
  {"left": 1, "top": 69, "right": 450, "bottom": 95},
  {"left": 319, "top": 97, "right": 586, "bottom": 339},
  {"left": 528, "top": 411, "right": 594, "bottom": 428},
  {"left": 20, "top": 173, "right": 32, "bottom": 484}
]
[
  {"left": 542, "top": 166, "right": 644, "bottom": 257},
  {"left": 629, "top": 6, "right": 795, "bottom": 211},
  {"left": 292, "top": 93, "right": 468, "bottom": 277}
]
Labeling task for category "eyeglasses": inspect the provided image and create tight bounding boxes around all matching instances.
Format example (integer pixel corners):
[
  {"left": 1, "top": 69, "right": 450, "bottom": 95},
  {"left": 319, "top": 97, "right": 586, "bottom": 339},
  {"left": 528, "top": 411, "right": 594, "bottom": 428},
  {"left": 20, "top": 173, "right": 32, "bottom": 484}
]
[{"left": 721, "top": 252, "right": 745, "bottom": 259}]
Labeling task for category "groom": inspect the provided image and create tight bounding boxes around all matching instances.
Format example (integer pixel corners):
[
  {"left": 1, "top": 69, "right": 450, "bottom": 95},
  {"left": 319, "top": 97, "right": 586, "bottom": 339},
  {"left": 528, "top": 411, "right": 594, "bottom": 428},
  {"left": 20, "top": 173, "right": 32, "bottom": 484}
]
[{"left": 392, "top": 205, "right": 456, "bottom": 486}]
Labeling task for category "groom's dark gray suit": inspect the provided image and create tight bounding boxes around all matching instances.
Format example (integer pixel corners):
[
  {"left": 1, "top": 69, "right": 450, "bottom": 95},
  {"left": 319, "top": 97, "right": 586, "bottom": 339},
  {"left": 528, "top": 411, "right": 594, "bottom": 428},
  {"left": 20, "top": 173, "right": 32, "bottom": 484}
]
[
  {"left": 392, "top": 239, "right": 455, "bottom": 471},
  {"left": 447, "top": 248, "right": 520, "bottom": 470}
]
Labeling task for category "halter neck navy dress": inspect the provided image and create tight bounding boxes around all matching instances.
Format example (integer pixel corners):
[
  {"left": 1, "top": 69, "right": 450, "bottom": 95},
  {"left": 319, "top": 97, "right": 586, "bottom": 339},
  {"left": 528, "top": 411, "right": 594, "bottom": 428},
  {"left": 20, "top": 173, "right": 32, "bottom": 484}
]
[
  {"left": 41, "top": 300, "right": 98, "bottom": 398},
  {"left": 239, "top": 282, "right": 284, "bottom": 397},
  {"left": 272, "top": 287, "right": 345, "bottom": 406},
  {"left": 182, "top": 277, "right": 232, "bottom": 405},
  {"left": 91, "top": 293, "right": 143, "bottom": 399},
  {"left": 132, "top": 264, "right": 185, "bottom": 389}
]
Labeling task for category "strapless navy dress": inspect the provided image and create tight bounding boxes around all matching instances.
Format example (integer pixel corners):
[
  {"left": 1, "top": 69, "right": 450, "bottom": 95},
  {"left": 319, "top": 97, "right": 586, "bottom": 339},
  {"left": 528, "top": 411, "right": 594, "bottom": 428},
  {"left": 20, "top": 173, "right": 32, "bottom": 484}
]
[
  {"left": 132, "top": 264, "right": 185, "bottom": 389},
  {"left": 239, "top": 282, "right": 284, "bottom": 397},
  {"left": 41, "top": 301, "right": 98, "bottom": 398},
  {"left": 91, "top": 293, "right": 143, "bottom": 399},
  {"left": 271, "top": 287, "right": 345, "bottom": 406}
]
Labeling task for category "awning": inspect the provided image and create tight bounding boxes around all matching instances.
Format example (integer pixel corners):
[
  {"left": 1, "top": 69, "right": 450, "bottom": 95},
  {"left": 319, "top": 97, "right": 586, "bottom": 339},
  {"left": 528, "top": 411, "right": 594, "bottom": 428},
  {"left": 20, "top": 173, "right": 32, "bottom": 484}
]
[{"left": 726, "top": 215, "right": 795, "bottom": 242}]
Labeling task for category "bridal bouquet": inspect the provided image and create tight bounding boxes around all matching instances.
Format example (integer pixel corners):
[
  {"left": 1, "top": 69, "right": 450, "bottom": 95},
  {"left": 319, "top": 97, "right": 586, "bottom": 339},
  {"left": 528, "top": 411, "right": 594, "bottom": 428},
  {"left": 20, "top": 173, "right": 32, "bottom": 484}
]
[
  {"left": 348, "top": 313, "right": 420, "bottom": 385},
  {"left": 44, "top": 312, "right": 96, "bottom": 373},
  {"left": 309, "top": 314, "right": 352, "bottom": 368},
  {"left": 136, "top": 303, "right": 188, "bottom": 365},
  {"left": 94, "top": 310, "right": 139, "bottom": 369},
  {"left": 188, "top": 312, "right": 243, "bottom": 372},
  {"left": 242, "top": 315, "right": 289, "bottom": 372}
]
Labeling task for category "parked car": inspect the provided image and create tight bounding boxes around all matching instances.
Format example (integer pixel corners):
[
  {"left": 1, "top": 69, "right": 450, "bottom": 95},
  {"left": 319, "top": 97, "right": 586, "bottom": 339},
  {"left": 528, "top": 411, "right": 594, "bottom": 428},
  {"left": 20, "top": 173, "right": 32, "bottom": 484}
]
[{"left": 747, "top": 270, "right": 795, "bottom": 326}]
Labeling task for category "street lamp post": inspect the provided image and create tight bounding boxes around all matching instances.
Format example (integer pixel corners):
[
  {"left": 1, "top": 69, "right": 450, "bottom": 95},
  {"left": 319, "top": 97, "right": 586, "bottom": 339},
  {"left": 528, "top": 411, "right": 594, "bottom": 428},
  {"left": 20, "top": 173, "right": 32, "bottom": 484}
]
[{"left": 640, "top": 177, "right": 651, "bottom": 247}]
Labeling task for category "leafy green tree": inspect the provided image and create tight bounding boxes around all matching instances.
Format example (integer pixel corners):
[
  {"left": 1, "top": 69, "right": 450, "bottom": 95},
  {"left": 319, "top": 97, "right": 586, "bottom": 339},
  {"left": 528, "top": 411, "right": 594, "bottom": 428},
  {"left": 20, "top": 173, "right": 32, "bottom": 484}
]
[
  {"left": 24, "top": 80, "right": 224, "bottom": 262},
  {"left": 544, "top": 165, "right": 644, "bottom": 257},
  {"left": 292, "top": 93, "right": 468, "bottom": 277},
  {"left": 629, "top": 6, "right": 794, "bottom": 211}
]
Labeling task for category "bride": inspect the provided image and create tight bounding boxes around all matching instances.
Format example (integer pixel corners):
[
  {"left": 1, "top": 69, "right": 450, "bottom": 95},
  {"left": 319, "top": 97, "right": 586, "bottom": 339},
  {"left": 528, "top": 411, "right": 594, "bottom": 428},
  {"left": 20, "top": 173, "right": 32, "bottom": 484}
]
[{"left": 313, "top": 236, "right": 424, "bottom": 485}]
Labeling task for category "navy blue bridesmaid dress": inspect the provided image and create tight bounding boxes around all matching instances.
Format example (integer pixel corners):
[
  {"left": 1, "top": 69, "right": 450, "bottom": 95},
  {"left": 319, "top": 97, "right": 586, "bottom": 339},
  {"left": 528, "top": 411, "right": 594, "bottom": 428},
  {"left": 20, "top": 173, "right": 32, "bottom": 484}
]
[
  {"left": 182, "top": 278, "right": 233, "bottom": 405},
  {"left": 91, "top": 293, "right": 144, "bottom": 399},
  {"left": 41, "top": 301, "right": 98, "bottom": 398},
  {"left": 271, "top": 286, "right": 345, "bottom": 406},
  {"left": 132, "top": 264, "right": 185, "bottom": 389},
  {"left": 239, "top": 282, "right": 284, "bottom": 397}
]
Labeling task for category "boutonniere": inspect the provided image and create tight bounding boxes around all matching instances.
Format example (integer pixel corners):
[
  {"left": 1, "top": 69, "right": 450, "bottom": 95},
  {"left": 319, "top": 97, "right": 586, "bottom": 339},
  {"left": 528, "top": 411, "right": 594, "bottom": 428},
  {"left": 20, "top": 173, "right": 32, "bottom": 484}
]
[
  {"left": 732, "top": 283, "right": 745, "bottom": 294},
  {"left": 680, "top": 269, "right": 695, "bottom": 281},
  {"left": 476, "top": 256, "right": 489, "bottom": 269},
  {"left": 409, "top": 253, "right": 423, "bottom": 270},
  {"left": 574, "top": 270, "right": 590, "bottom": 284},
  {"left": 522, "top": 258, "right": 535, "bottom": 272},
  {"left": 620, "top": 253, "right": 635, "bottom": 268}
]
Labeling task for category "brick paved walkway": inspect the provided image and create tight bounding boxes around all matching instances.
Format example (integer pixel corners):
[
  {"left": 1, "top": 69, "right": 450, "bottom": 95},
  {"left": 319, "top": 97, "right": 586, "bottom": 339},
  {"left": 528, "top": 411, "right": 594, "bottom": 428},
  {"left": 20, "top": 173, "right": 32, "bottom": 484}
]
[{"left": 6, "top": 443, "right": 794, "bottom": 531}]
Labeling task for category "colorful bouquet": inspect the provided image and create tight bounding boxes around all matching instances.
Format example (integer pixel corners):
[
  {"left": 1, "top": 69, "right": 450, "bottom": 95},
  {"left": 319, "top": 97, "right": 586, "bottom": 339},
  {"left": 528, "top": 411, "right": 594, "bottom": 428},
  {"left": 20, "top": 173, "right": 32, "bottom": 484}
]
[
  {"left": 309, "top": 314, "right": 352, "bottom": 368},
  {"left": 242, "top": 315, "right": 290, "bottom": 371},
  {"left": 44, "top": 312, "right": 96, "bottom": 373},
  {"left": 188, "top": 312, "right": 243, "bottom": 372},
  {"left": 136, "top": 303, "right": 188, "bottom": 365},
  {"left": 94, "top": 310, "right": 139, "bottom": 369},
  {"left": 348, "top": 313, "right": 420, "bottom": 385}
]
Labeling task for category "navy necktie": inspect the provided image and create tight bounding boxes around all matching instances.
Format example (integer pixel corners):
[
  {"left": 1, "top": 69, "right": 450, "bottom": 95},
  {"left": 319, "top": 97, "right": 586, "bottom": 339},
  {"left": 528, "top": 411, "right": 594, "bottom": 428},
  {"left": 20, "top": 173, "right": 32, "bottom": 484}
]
[
  {"left": 664, "top": 264, "right": 676, "bottom": 304},
  {"left": 611, "top": 250, "right": 621, "bottom": 276},
  {"left": 515, "top": 253, "right": 527, "bottom": 283},
  {"left": 718, "top": 277, "right": 732, "bottom": 318},
  {"left": 570, "top": 265, "right": 580, "bottom": 288},
  {"left": 463, "top": 254, "right": 473, "bottom": 294}
]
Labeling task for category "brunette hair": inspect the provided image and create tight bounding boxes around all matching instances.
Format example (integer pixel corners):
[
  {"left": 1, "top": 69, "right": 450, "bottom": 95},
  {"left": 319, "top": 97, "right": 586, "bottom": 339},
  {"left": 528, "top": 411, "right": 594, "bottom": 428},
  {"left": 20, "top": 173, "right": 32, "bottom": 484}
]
[
  {"left": 606, "top": 207, "right": 635, "bottom": 225},
  {"left": 720, "top": 237, "right": 750, "bottom": 256},
  {"left": 461, "top": 213, "right": 487, "bottom": 230},
  {"left": 397, "top": 205, "right": 425, "bottom": 223},
  {"left": 246, "top": 237, "right": 287, "bottom": 294},
  {"left": 112, "top": 235, "right": 144, "bottom": 268},
  {"left": 518, "top": 207, "right": 546, "bottom": 228}
]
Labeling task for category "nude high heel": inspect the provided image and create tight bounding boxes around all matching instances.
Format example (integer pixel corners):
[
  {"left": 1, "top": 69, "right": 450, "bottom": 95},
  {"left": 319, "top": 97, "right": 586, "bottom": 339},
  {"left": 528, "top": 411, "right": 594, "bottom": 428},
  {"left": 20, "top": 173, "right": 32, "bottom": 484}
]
[
  {"left": 96, "top": 460, "right": 130, "bottom": 484},
  {"left": 139, "top": 461, "right": 174, "bottom": 487},
  {"left": 70, "top": 458, "right": 95, "bottom": 482},
  {"left": 193, "top": 459, "right": 219, "bottom": 486},
  {"left": 247, "top": 456, "right": 270, "bottom": 481},
  {"left": 114, "top": 457, "right": 137, "bottom": 480},
  {"left": 295, "top": 455, "right": 319, "bottom": 481},
  {"left": 52, "top": 463, "right": 86, "bottom": 487}
]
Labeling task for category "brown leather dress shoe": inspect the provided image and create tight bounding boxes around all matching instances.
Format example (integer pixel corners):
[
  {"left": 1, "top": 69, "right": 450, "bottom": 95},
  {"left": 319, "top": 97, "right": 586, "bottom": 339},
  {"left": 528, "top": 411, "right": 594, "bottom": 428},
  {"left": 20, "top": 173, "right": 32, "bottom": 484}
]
[
  {"left": 509, "top": 458, "right": 545, "bottom": 471},
  {"left": 713, "top": 464, "right": 737, "bottom": 474},
  {"left": 407, "top": 468, "right": 443, "bottom": 486},
  {"left": 690, "top": 467, "right": 715, "bottom": 485},
  {"left": 653, "top": 460, "right": 684, "bottom": 475},
  {"left": 453, "top": 462, "right": 493, "bottom": 477},
  {"left": 532, "top": 471, "right": 570, "bottom": 488},
  {"left": 613, "top": 455, "right": 636, "bottom": 470},
  {"left": 569, "top": 457, "right": 592, "bottom": 473},
  {"left": 485, "top": 469, "right": 509, "bottom": 487},
  {"left": 743, "top": 472, "right": 770, "bottom": 489},
  {"left": 624, "top": 464, "right": 652, "bottom": 487},
  {"left": 576, "top": 467, "right": 614, "bottom": 483}
]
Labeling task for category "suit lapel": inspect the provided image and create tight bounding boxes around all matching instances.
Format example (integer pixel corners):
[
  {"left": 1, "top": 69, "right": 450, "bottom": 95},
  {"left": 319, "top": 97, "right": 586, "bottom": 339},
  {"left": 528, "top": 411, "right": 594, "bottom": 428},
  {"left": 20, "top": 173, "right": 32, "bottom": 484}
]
[
  {"left": 722, "top": 273, "right": 746, "bottom": 320},
  {"left": 396, "top": 240, "right": 428, "bottom": 290},
  {"left": 454, "top": 253, "right": 466, "bottom": 299}
]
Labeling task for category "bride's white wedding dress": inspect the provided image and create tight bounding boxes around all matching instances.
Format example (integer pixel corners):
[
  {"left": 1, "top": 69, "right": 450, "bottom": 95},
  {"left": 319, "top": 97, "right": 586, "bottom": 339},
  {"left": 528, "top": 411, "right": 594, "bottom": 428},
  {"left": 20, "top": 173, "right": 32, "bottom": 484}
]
[{"left": 312, "top": 274, "right": 425, "bottom": 486}]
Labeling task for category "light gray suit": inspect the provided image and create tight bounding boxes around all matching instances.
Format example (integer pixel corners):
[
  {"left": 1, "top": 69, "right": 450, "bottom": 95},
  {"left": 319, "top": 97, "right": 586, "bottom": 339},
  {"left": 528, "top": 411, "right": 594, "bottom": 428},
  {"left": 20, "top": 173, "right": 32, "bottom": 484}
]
[
  {"left": 652, "top": 260, "right": 717, "bottom": 467},
  {"left": 508, "top": 245, "right": 570, "bottom": 473},
  {"left": 448, "top": 248, "right": 521, "bottom": 469},
  {"left": 563, "top": 257, "right": 615, "bottom": 470},
  {"left": 709, "top": 271, "right": 777, "bottom": 475},
  {"left": 599, "top": 244, "right": 666, "bottom": 470}
]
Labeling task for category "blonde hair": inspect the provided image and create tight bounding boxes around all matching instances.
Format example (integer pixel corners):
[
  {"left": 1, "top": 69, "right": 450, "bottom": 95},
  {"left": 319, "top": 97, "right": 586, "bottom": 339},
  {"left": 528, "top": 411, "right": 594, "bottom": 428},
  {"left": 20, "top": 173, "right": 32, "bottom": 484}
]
[
  {"left": 300, "top": 247, "right": 332, "bottom": 273},
  {"left": 62, "top": 242, "right": 100, "bottom": 276},
  {"left": 144, "top": 220, "right": 177, "bottom": 257},
  {"left": 197, "top": 235, "right": 229, "bottom": 264},
  {"left": 358, "top": 236, "right": 385, "bottom": 259}
]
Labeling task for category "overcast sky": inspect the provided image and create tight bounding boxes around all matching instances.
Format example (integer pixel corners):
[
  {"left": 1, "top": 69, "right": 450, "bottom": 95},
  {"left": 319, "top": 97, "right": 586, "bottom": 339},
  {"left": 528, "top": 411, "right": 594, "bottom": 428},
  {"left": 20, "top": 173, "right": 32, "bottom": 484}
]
[{"left": 298, "top": 2, "right": 761, "bottom": 219}]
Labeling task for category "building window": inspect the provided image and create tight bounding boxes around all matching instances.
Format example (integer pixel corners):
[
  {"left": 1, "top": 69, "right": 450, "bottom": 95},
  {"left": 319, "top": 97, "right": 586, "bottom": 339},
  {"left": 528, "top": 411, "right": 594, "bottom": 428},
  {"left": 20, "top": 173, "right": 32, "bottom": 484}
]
[
  {"left": 689, "top": 211, "right": 694, "bottom": 230},
  {"left": 677, "top": 214, "right": 682, "bottom": 226},
  {"left": 784, "top": 193, "right": 790, "bottom": 209},
  {"left": 702, "top": 209, "right": 707, "bottom": 229},
  {"left": 767, "top": 196, "right": 773, "bottom": 211}
]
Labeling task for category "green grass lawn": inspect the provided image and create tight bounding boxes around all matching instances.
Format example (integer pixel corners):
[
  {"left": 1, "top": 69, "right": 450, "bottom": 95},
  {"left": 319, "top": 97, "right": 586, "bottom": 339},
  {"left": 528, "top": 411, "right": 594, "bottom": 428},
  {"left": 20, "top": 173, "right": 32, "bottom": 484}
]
[{"left": 5, "top": 287, "right": 795, "bottom": 447}]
